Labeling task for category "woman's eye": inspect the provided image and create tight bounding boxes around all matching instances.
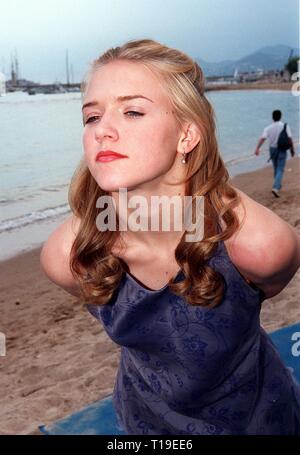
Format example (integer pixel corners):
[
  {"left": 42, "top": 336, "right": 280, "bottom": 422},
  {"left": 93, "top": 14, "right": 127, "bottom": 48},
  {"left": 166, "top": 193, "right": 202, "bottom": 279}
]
[
  {"left": 85, "top": 116, "right": 101, "bottom": 124},
  {"left": 125, "top": 111, "right": 144, "bottom": 118}
]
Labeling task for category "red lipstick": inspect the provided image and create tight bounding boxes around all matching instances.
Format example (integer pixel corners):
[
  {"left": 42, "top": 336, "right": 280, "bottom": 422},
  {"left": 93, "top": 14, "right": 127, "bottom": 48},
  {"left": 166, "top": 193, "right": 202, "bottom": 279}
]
[{"left": 96, "top": 150, "right": 128, "bottom": 163}]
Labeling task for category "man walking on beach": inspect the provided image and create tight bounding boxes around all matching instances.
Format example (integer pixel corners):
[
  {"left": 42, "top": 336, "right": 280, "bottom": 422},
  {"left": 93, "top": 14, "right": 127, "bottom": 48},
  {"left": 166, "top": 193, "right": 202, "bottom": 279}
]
[{"left": 255, "top": 110, "right": 295, "bottom": 197}]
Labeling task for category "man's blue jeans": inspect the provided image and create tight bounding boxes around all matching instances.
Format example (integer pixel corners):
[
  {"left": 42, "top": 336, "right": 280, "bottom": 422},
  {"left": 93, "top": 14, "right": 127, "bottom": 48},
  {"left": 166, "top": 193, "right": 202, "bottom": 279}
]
[{"left": 269, "top": 147, "right": 287, "bottom": 190}]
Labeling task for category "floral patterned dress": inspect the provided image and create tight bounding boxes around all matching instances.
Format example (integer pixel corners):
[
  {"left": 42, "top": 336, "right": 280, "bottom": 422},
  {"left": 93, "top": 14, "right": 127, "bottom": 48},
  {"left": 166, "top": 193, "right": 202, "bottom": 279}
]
[{"left": 87, "top": 240, "right": 300, "bottom": 435}]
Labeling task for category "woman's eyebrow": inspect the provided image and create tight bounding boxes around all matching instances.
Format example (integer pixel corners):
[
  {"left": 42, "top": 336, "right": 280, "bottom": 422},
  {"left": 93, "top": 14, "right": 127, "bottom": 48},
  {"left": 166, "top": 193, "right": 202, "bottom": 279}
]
[
  {"left": 82, "top": 94, "right": 154, "bottom": 111},
  {"left": 116, "top": 94, "right": 154, "bottom": 103}
]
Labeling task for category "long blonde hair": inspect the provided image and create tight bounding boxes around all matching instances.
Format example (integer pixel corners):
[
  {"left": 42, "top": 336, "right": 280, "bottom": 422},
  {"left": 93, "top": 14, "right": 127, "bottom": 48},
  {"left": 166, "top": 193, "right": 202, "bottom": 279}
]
[{"left": 69, "top": 39, "right": 240, "bottom": 307}]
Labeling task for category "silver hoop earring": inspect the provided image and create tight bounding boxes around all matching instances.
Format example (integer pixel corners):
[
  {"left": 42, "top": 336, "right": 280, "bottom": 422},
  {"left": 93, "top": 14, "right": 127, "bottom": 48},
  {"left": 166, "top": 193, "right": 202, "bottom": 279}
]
[{"left": 181, "top": 150, "right": 186, "bottom": 164}]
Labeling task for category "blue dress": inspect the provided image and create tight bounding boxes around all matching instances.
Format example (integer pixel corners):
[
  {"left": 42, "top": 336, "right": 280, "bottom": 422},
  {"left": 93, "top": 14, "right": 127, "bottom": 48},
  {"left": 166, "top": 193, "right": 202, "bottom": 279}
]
[{"left": 86, "top": 240, "right": 300, "bottom": 435}]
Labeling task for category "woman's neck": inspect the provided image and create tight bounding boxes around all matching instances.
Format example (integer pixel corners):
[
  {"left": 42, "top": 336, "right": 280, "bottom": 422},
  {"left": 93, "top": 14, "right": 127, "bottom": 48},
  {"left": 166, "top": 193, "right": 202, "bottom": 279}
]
[{"left": 111, "top": 181, "right": 187, "bottom": 250}]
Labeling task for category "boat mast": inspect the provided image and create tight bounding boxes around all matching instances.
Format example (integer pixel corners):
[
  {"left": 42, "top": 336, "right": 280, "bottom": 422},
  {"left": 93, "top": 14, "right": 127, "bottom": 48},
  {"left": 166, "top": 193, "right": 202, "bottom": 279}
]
[{"left": 66, "top": 49, "right": 70, "bottom": 86}]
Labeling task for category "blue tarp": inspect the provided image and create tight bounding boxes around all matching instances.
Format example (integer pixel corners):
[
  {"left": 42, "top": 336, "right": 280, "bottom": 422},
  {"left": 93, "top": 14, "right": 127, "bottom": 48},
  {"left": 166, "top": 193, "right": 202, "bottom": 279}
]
[
  {"left": 39, "top": 322, "right": 300, "bottom": 435},
  {"left": 39, "top": 394, "right": 126, "bottom": 435}
]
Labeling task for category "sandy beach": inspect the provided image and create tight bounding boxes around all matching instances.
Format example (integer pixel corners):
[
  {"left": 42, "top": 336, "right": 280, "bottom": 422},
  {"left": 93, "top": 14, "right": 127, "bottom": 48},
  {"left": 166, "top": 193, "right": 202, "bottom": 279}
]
[{"left": 0, "top": 156, "right": 299, "bottom": 435}]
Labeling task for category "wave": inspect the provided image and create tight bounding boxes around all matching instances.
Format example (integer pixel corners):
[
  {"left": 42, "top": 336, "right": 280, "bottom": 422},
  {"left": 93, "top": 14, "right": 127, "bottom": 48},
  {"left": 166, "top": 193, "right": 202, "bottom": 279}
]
[
  {"left": 40, "top": 183, "right": 69, "bottom": 192},
  {"left": 0, "top": 192, "right": 43, "bottom": 205},
  {"left": 225, "top": 143, "right": 299, "bottom": 169},
  {"left": 225, "top": 150, "right": 268, "bottom": 167},
  {"left": 0, "top": 183, "right": 69, "bottom": 205},
  {"left": 0, "top": 204, "right": 71, "bottom": 233},
  {"left": 0, "top": 198, "right": 18, "bottom": 205}
]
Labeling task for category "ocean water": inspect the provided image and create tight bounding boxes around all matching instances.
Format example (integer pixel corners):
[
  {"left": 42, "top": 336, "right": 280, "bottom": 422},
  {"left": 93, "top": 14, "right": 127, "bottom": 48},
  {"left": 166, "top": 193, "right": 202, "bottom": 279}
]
[{"left": 0, "top": 89, "right": 299, "bottom": 260}]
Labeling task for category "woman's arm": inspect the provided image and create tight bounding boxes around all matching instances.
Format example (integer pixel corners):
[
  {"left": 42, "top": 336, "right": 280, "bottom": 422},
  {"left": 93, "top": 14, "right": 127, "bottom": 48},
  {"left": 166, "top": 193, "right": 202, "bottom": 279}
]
[
  {"left": 225, "top": 189, "right": 300, "bottom": 299},
  {"left": 40, "top": 214, "right": 81, "bottom": 297}
]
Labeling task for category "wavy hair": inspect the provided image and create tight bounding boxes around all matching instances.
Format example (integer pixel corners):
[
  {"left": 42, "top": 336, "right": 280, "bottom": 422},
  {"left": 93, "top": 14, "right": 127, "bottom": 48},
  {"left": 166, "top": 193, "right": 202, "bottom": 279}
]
[{"left": 69, "top": 39, "right": 241, "bottom": 307}]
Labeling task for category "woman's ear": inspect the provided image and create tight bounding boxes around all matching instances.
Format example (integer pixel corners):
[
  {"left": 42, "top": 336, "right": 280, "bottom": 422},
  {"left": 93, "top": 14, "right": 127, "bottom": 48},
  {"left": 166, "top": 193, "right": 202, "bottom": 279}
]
[{"left": 177, "top": 122, "right": 201, "bottom": 155}]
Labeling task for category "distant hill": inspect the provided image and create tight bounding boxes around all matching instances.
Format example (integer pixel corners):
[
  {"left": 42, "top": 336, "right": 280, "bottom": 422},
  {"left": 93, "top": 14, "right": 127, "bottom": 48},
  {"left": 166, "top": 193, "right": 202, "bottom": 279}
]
[{"left": 196, "top": 45, "right": 299, "bottom": 77}]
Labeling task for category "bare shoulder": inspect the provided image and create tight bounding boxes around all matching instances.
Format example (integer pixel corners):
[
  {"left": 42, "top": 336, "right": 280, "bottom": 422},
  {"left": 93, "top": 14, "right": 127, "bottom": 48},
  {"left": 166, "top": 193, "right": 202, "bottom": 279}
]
[
  {"left": 222, "top": 187, "right": 300, "bottom": 298},
  {"left": 40, "top": 214, "right": 81, "bottom": 297}
]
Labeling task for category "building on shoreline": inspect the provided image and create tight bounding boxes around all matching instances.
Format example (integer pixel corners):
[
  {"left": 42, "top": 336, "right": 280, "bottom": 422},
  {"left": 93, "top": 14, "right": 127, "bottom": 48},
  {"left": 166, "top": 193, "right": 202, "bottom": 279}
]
[
  {"left": 0, "top": 71, "right": 6, "bottom": 96},
  {"left": 205, "top": 68, "right": 292, "bottom": 90}
]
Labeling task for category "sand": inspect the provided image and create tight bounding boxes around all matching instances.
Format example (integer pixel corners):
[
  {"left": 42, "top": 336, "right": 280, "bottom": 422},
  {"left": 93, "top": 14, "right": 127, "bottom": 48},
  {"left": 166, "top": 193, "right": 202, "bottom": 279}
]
[{"left": 0, "top": 156, "right": 299, "bottom": 435}]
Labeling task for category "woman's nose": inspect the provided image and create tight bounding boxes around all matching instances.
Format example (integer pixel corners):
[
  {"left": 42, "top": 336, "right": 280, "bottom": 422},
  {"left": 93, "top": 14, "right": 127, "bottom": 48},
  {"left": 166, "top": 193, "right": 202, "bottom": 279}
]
[{"left": 94, "top": 114, "right": 118, "bottom": 142}]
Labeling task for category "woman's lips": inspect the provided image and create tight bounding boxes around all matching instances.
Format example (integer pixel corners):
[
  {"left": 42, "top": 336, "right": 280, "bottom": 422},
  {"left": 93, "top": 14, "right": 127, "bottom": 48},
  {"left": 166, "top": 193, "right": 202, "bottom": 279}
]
[{"left": 96, "top": 151, "right": 128, "bottom": 162}]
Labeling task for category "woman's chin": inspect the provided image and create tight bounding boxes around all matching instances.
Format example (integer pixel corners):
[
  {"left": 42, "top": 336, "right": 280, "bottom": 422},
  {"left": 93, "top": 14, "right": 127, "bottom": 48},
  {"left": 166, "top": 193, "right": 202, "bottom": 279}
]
[
  {"left": 95, "top": 178, "right": 131, "bottom": 193},
  {"left": 93, "top": 174, "right": 158, "bottom": 193}
]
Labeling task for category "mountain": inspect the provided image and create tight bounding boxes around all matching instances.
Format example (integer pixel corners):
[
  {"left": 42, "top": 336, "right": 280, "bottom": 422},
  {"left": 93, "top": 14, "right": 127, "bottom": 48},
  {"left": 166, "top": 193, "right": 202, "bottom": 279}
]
[{"left": 196, "top": 45, "right": 299, "bottom": 77}]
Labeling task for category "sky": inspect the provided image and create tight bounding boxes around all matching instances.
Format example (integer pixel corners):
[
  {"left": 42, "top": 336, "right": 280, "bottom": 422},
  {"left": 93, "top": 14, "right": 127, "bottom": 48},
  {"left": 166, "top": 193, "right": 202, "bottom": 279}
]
[{"left": 0, "top": 0, "right": 299, "bottom": 83}]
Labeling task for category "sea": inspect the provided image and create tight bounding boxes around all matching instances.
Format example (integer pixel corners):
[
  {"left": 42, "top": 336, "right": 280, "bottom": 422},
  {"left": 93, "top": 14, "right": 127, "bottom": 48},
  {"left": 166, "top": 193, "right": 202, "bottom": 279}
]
[{"left": 0, "top": 89, "right": 299, "bottom": 260}]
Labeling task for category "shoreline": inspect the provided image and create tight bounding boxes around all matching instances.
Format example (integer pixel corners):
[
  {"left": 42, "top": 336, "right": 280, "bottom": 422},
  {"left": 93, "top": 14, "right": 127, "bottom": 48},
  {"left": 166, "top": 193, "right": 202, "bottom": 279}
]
[
  {"left": 0, "top": 157, "right": 299, "bottom": 435},
  {"left": 206, "top": 81, "right": 294, "bottom": 92}
]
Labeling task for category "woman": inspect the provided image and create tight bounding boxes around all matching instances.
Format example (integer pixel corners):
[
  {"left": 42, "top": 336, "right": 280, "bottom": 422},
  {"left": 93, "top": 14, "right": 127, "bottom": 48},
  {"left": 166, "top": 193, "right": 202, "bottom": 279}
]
[{"left": 40, "top": 39, "right": 300, "bottom": 435}]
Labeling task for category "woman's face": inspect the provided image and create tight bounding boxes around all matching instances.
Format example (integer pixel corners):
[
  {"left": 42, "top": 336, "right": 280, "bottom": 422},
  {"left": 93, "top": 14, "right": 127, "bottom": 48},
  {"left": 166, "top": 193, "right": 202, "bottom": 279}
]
[{"left": 82, "top": 60, "right": 183, "bottom": 193}]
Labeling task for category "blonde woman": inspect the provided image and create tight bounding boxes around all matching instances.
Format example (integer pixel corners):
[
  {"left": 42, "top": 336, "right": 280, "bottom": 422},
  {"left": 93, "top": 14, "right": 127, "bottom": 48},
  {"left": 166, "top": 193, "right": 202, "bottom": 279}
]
[{"left": 40, "top": 39, "right": 300, "bottom": 435}]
